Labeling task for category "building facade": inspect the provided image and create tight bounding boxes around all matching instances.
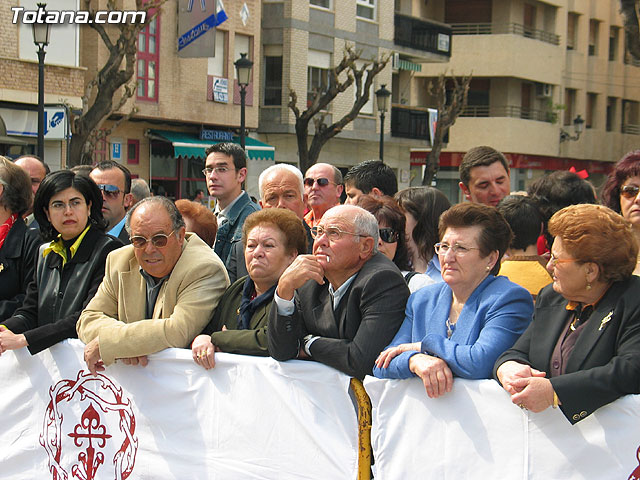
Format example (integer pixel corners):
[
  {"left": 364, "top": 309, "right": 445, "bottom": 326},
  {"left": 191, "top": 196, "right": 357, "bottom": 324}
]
[
  {"left": 258, "top": 0, "right": 451, "bottom": 186},
  {"left": 415, "top": 0, "right": 640, "bottom": 202}
]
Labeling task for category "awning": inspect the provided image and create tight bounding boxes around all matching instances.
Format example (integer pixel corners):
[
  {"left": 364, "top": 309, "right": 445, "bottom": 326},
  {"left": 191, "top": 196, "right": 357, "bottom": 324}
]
[{"left": 148, "top": 129, "right": 275, "bottom": 160}]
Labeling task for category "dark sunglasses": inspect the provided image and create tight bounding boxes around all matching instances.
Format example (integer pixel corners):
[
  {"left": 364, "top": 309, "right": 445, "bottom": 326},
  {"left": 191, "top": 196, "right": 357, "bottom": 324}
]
[
  {"left": 621, "top": 185, "right": 640, "bottom": 199},
  {"left": 130, "top": 230, "right": 176, "bottom": 249},
  {"left": 379, "top": 228, "right": 399, "bottom": 244},
  {"left": 97, "top": 184, "right": 121, "bottom": 198},
  {"left": 304, "top": 177, "right": 334, "bottom": 188}
]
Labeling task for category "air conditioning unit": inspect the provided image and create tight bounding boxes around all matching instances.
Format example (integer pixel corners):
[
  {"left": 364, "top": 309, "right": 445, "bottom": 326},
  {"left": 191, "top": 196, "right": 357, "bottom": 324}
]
[
  {"left": 535, "top": 83, "right": 553, "bottom": 98},
  {"left": 392, "top": 53, "right": 400, "bottom": 70}
]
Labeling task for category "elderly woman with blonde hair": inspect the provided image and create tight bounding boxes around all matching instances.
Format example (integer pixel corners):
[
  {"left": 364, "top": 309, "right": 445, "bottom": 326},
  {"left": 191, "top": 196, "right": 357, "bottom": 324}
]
[{"left": 495, "top": 204, "right": 640, "bottom": 424}]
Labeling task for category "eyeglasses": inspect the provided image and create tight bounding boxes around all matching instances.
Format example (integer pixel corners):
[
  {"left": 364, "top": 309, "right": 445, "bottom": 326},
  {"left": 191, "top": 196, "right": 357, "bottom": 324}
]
[
  {"left": 49, "top": 198, "right": 86, "bottom": 212},
  {"left": 379, "top": 228, "right": 399, "bottom": 244},
  {"left": 303, "top": 177, "right": 335, "bottom": 188},
  {"left": 434, "top": 242, "right": 480, "bottom": 256},
  {"left": 202, "top": 166, "right": 234, "bottom": 177},
  {"left": 548, "top": 253, "right": 577, "bottom": 267},
  {"left": 311, "top": 225, "right": 365, "bottom": 241},
  {"left": 97, "top": 184, "right": 121, "bottom": 199},
  {"left": 130, "top": 230, "right": 176, "bottom": 249},
  {"left": 621, "top": 185, "right": 640, "bottom": 199}
]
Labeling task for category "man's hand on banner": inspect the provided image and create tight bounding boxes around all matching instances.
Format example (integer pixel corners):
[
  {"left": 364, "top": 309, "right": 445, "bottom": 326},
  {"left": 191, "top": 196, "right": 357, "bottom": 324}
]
[{"left": 84, "top": 337, "right": 105, "bottom": 375}]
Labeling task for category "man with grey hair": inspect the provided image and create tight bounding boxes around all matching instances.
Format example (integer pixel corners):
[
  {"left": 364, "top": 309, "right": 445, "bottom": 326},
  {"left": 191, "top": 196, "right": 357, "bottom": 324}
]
[
  {"left": 268, "top": 204, "right": 409, "bottom": 379},
  {"left": 226, "top": 163, "right": 314, "bottom": 282},
  {"left": 78, "top": 196, "right": 229, "bottom": 374},
  {"left": 130, "top": 178, "right": 151, "bottom": 206}
]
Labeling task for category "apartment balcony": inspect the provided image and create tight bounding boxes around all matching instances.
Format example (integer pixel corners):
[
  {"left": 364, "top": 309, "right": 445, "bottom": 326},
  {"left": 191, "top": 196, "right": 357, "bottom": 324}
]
[
  {"left": 622, "top": 123, "right": 640, "bottom": 135},
  {"left": 394, "top": 14, "right": 452, "bottom": 62},
  {"left": 450, "top": 23, "right": 560, "bottom": 46},
  {"left": 460, "top": 105, "right": 555, "bottom": 123},
  {"left": 391, "top": 105, "right": 430, "bottom": 141}
]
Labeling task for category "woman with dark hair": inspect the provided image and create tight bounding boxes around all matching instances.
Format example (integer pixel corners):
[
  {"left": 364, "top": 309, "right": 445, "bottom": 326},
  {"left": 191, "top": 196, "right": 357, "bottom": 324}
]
[
  {"left": 395, "top": 186, "right": 451, "bottom": 282},
  {"left": 0, "top": 170, "right": 122, "bottom": 355},
  {"left": 0, "top": 157, "right": 41, "bottom": 321},
  {"left": 374, "top": 203, "right": 533, "bottom": 398},
  {"left": 495, "top": 204, "right": 640, "bottom": 423},
  {"left": 601, "top": 150, "right": 640, "bottom": 274},
  {"left": 527, "top": 170, "right": 596, "bottom": 255},
  {"left": 192, "top": 208, "right": 307, "bottom": 365},
  {"left": 357, "top": 195, "right": 433, "bottom": 292}
]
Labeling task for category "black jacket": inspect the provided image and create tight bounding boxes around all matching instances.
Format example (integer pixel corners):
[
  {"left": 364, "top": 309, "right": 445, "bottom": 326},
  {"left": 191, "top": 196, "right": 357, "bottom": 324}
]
[
  {"left": 3, "top": 226, "right": 122, "bottom": 354},
  {"left": 494, "top": 277, "right": 640, "bottom": 424},
  {"left": 0, "top": 218, "right": 40, "bottom": 321}
]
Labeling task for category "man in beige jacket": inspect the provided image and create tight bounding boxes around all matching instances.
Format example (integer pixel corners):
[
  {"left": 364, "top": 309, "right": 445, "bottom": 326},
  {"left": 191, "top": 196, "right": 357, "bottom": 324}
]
[{"left": 78, "top": 196, "right": 229, "bottom": 374}]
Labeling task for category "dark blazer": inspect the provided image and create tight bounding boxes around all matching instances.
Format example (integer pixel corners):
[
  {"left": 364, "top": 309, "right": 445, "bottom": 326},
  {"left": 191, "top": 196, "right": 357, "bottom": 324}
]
[
  {"left": 226, "top": 219, "right": 313, "bottom": 283},
  {"left": 201, "top": 276, "right": 271, "bottom": 356},
  {"left": 116, "top": 224, "right": 130, "bottom": 245},
  {"left": 3, "top": 226, "right": 122, "bottom": 354},
  {"left": 494, "top": 276, "right": 640, "bottom": 424},
  {"left": 0, "top": 218, "right": 40, "bottom": 321},
  {"left": 214, "top": 191, "right": 260, "bottom": 269},
  {"left": 268, "top": 252, "right": 410, "bottom": 380}
]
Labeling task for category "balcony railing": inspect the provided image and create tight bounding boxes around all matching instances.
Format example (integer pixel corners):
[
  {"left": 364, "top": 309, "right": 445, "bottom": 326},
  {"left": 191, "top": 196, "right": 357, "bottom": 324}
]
[
  {"left": 391, "top": 106, "right": 430, "bottom": 140},
  {"left": 623, "top": 124, "right": 640, "bottom": 135},
  {"left": 460, "top": 105, "right": 555, "bottom": 123},
  {"left": 450, "top": 22, "right": 560, "bottom": 46},
  {"left": 394, "top": 14, "right": 452, "bottom": 57}
]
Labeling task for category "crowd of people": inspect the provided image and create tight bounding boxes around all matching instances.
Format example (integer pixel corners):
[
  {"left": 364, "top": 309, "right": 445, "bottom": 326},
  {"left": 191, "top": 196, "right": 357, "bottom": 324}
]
[{"left": 1, "top": 144, "right": 640, "bottom": 426}]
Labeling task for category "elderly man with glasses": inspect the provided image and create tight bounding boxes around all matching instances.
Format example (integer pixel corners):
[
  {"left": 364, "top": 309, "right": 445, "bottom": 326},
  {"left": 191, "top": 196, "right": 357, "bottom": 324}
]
[
  {"left": 90, "top": 161, "right": 134, "bottom": 245},
  {"left": 303, "top": 163, "right": 343, "bottom": 228},
  {"left": 268, "top": 204, "right": 409, "bottom": 380},
  {"left": 78, "top": 196, "right": 229, "bottom": 374}
]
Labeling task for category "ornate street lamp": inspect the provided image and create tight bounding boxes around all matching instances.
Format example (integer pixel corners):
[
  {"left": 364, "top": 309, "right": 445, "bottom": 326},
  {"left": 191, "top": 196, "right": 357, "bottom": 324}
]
[
  {"left": 32, "top": 3, "right": 51, "bottom": 161},
  {"left": 560, "top": 114, "right": 585, "bottom": 142},
  {"left": 375, "top": 84, "right": 391, "bottom": 162},
  {"left": 234, "top": 53, "right": 253, "bottom": 151}
]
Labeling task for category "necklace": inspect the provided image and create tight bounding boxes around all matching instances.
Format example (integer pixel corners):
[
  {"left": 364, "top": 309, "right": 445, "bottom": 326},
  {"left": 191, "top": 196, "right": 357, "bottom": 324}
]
[{"left": 446, "top": 317, "right": 456, "bottom": 339}]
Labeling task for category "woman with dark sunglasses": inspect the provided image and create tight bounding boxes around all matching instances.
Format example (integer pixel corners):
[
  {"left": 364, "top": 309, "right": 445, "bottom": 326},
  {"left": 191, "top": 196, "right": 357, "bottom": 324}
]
[
  {"left": 602, "top": 150, "right": 640, "bottom": 275},
  {"left": 357, "top": 195, "right": 433, "bottom": 293},
  {"left": 0, "top": 170, "right": 122, "bottom": 355}
]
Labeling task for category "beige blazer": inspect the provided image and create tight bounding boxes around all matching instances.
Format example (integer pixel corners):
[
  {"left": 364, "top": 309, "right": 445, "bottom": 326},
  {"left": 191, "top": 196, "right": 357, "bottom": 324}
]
[{"left": 77, "top": 233, "right": 229, "bottom": 365}]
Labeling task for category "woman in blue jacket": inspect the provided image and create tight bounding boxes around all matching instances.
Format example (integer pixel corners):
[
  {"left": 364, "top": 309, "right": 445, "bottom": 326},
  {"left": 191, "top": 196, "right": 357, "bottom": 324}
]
[{"left": 374, "top": 203, "right": 533, "bottom": 398}]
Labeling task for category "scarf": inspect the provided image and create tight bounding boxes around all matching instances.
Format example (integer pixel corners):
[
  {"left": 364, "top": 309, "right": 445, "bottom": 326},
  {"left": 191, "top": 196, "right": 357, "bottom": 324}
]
[
  {"left": 237, "top": 277, "right": 277, "bottom": 330},
  {"left": 0, "top": 213, "right": 18, "bottom": 250}
]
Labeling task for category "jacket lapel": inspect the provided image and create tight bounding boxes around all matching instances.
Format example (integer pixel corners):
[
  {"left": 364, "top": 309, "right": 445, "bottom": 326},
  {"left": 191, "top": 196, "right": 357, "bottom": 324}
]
[
  {"left": 565, "top": 285, "right": 620, "bottom": 372},
  {"left": 311, "top": 286, "right": 338, "bottom": 337},
  {"left": 120, "top": 257, "right": 146, "bottom": 321}
]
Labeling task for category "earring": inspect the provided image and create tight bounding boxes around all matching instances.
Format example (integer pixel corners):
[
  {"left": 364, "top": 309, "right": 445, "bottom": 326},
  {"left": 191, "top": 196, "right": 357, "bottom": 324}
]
[
  {"left": 486, "top": 265, "right": 491, "bottom": 271},
  {"left": 586, "top": 279, "right": 592, "bottom": 290}
]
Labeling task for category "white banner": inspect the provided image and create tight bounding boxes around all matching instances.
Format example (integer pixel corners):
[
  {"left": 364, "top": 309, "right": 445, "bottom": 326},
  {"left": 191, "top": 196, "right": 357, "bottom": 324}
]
[
  {"left": 364, "top": 376, "right": 640, "bottom": 480},
  {"left": 0, "top": 340, "right": 358, "bottom": 480}
]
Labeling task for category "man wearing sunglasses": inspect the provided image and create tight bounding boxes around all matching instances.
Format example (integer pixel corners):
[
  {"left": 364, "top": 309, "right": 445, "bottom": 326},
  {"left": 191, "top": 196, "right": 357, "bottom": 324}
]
[
  {"left": 78, "top": 196, "right": 229, "bottom": 375},
  {"left": 268, "top": 205, "right": 409, "bottom": 380},
  {"left": 303, "top": 163, "right": 343, "bottom": 228},
  {"left": 90, "top": 161, "right": 133, "bottom": 244}
]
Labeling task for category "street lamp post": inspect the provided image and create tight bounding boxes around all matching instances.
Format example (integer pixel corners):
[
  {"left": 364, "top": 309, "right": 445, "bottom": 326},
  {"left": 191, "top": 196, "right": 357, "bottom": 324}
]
[
  {"left": 375, "top": 84, "right": 391, "bottom": 162},
  {"left": 234, "top": 53, "right": 253, "bottom": 151},
  {"left": 32, "top": 3, "right": 51, "bottom": 161},
  {"left": 560, "top": 114, "right": 585, "bottom": 142}
]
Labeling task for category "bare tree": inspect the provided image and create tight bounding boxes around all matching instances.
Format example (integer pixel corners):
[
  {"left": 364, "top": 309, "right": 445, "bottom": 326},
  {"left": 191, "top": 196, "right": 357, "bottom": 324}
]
[
  {"left": 69, "top": 0, "right": 166, "bottom": 166},
  {"left": 620, "top": 0, "right": 640, "bottom": 61},
  {"left": 422, "top": 72, "right": 472, "bottom": 186},
  {"left": 288, "top": 45, "right": 390, "bottom": 173}
]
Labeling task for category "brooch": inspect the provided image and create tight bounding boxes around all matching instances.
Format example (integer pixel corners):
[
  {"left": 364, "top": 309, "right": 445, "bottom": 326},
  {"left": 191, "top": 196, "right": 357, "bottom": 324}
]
[
  {"left": 598, "top": 311, "right": 613, "bottom": 331},
  {"left": 0, "top": 263, "right": 4, "bottom": 273}
]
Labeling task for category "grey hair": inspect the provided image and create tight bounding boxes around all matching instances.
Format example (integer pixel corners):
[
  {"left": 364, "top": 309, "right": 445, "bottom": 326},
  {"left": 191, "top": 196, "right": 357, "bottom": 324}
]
[
  {"left": 125, "top": 196, "right": 186, "bottom": 234},
  {"left": 352, "top": 207, "right": 379, "bottom": 253},
  {"left": 130, "top": 178, "right": 151, "bottom": 205},
  {"left": 258, "top": 164, "right": 304, "bottom": 200}
]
